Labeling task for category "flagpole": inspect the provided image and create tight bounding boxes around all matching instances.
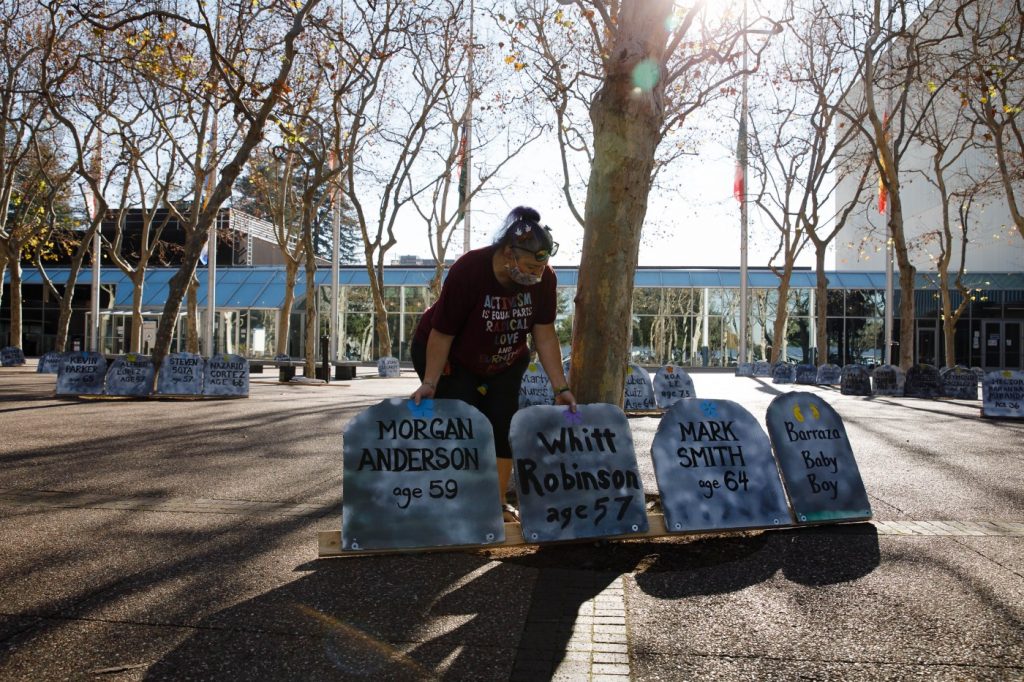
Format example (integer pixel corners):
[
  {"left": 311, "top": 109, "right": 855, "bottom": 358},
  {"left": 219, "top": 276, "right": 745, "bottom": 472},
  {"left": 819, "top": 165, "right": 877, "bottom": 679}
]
[
  {"left": 739, "top": 0, "right": 749, "bottom": 365},
  {"left": 463, "top": 0, "right": 474, "bottom": 254},
  {"left": 90, "top": 136, "right": 102, "bottom": 353}
]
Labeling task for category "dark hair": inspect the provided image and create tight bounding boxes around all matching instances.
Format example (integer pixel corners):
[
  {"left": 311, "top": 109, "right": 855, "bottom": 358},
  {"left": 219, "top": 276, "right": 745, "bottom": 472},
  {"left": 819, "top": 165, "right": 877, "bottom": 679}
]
[{"left": 493, "top": 206, "right": 554, "bottom": 253}]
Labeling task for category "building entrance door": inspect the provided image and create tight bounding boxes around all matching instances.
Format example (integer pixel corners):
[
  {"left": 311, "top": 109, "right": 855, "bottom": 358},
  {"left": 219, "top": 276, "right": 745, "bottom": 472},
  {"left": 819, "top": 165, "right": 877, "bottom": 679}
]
[
  {"left": 916, "top": 323, "right": 938, "bottom": 366},
  {"left": 982, "top": 320, "right": 1023, "bottom": 370}
]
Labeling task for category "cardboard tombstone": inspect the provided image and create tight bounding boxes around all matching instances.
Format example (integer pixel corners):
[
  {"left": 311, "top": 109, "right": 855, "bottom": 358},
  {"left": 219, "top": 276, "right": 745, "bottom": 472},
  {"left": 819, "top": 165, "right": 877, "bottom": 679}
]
[
  {"left": 982, "top": 370, "right": 1024, "bottom": 419},
  {"left": 56, "top": 352, "right": 107, "bottom": 395},
  {"left": 816, "top": 363, "right": 842, "bottom": 385},
  {"left": 519, "top": 362, "right": 555, "bottom": 409},
  {"left": 377, "top": 356, "right": 401, "bottom": 378},
  {"left": 157, "top": 353, "right": 205, "bottom": 395},
  {"left": 650, "top": 398, "right": 791, "bottom": 532},
  {"left": 652, "top": 365, "right": 696, "bottom": 409},
  {"left": 752, "top": 360, "right": 772, "bottom": 377},
  {"left": 766, "top": 392, "right": 873, "bottom": 523},
  {"left": 971, "top": 367, "right": 986, "bottom": 383},
  {"left": 509, "top": 404, "right": 648, "bottom": 543},
  {"left": 0, "top": 347, "right": 25, "bottom": 366},
  {"left": 342, "top": 398, "right": 504, "bottom": 551},
  {"left": 203, "top": 354, "right": 249, "bottom": 397},
  {"left": 840, "top": 364, "right": 872, "bottom": 396},
  {"left": 105, "top": 354, "right": 155, "bottom": 397},
  {"left": 795, "top": 364, "right": 818, "bottom": 385},
  {"left": 37, "top": 351, "right": 64, "bottom": 374},
  {"left": 772, "top": 363, "right": 796, "bottom": 385},
  {"left": 623, "top": 363, "right": 657, "bottom": 411},
  {"left": 274, "top": 353, "right": 290, "bottom": 363},
  {"left": 735, "top": 362, "right": 754, "bottom": 377},
  {"left": 942, "top": 366, "right": 978, "bottom": 400},
  {"left": 904, "top": 363, "right": 942, "bottom": 399},
  {"left": 871, "top": 365, "right": 904, "bottom": 396}
]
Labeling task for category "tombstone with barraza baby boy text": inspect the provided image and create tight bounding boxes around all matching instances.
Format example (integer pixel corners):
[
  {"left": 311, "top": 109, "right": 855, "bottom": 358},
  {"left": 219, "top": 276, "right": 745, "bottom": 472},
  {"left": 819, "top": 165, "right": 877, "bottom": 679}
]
[
  {"left": 904, "top": 363, "right": 942, "bottom": 399},
  {"left": 105, "top": 354, "right": 155, "bottom": 397},
  {"left": 650, "top": 398, "right": 791, "bottom": 532},
  {"left": 0, "top": 346, "right": 25, "bottom": 366},
  {"left": 766, "top": 392, "right": 872, "bottom": 524},
  {"left": 840, "top": 364, "right": 872, "bottom": 396},
  {"left": 519, "top": 361, "right": 555, "bottom": 408},
  {"left": 157, "top": 352, "right": 205, "bottom": 395},
  {"left": 509, "top": 404, "right": 649, "bottom": 543},
  {"left": 941, "top": 366, "right": 978, "bottom": 400},
  {"left": 871, "top": 364, "right": 904, "bottom": 396},
  {"left": 623, "top": 363, "right": 657, "bottom": 411},
  {"left": 37, "top": 351, "right": 64, "bottom": 374},
  {"left": 982, "top": 370, "right": 1024, "bottom": 419},
  {"left": 203, "top": 354, "right": 249, "bottom": 397},
  {"left": 653, "top": 365, "right": 696, "bottom": 409},
  {"left": 56, "top": 351, "right": 107, "bottom": 396},
  {"left": 342, "top": 398, "right": 504, "bottom": 551}
]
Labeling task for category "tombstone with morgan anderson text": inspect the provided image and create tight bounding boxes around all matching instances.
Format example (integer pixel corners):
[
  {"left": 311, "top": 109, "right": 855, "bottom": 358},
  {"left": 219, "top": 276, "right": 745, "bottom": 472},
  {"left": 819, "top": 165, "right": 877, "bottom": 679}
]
[
  {"left": 766, "top": 392, "right": 872, "bottom": 523},
  {"left": 342, "top": 398, "right": 504, "bottom": 551},
  {"left": 509, "top": 404, "right": 648, "bottom": 543},
  {"left": 623, "top": 364, "right": 657, "bottom": 411},
  {"left": 37, "top": 351, "right": 64, "bottom": 374},
  {"left": 377, "top": 356, "right": 401, "bottom": 378},
  {"left": 0, "top": 346, "right": 25, "bottom": 366},
  {"left": 871, "top": 365, "right": 904, "bottom": 396},
  {"left": 650, "top": 398, "right": 791, "bottom": 532},
  {"left": 942, "top": 366, "right": 978, "bottom": 400},
  {"left": 157, "top": 353, "right": 205, "bottom": 395},
  {"left": 982, "top": 370, "right": 1024, "bottom": 419},
  {"left": 56, "top": 352, "right": 107, "bottom": 395},
  {"left": 105, "top": 355, "right": 155, "bottom": 397},
  {"left": 203, "top": 354, "right": 249, "bottom": 397},
  {"left": 816, "top": 363, "right": 842, "bottom": 385},
  {"left": 519, "top": 362, "right": 555, "bottom": 408},
  {"left": 904, "top": 363, "right": 942, "bottom": 399},
  {"left": 840, "top": 364, "right": 872, "bottom": 396},
  {"left": 653, "top": 365, "right": 696, "bottom": 409},
  {"left": 795, "top": 364, "right": 818, "bottom": 385}
]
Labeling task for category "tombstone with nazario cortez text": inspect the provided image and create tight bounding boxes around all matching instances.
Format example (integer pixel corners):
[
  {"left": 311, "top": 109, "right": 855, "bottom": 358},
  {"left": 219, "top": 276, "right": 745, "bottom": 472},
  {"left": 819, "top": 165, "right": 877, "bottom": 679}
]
[
  {"left": 0, "top": 347, "right": 25, "bottom": 366},
  {"left": 37, "top": 351, "right": 64, "bottom": 374},
  {"left": 752, "top": 360, "right": 772, "bottom": 377},
  {"left": 871, "top": 365, "right": 904, "bottom": 396},
  {"left": 105, "top": 354, "right": 155, "bottom": 397},
  {"left": 942, "top": 365, "right": 978, "bottom": 400},
  {"left": 903, "top": 363, "right": 942, "bottom": 399},
  {"left": 735, "top": 362, "right": 754, "bottom": 378},
  {"left": 772, "top": 363, "right": 796, "bottom": 385},
  {"left": 650, "top": 398, "right": 791, "bottom": 532},
  {"left": 519, "top": 362, "right": 555, "bottom": 409},
  {"left": 377, "top": 356, "right": 401, "bottom": 378},
  {"left": 203, "top": 354, "right": 249, "bottom": 397},
  {"left": 766, "top": 392, "right": 872, "bottom": 523},
  {"left": 623, "top": 363, "right": 656, "bottom": 411},
  {"left": 652, "top": 365, "right": 696, "bottom": 409},
  {"left": 817, "top": 363, "right": 842, "bottom": 385},
  {"left": 509, "top": 404, "right": 648, "bottom": 543},
  {"left": 840, "top": 364, "right": 872, "bottom": 396},
  {"left": 795, "top": 364, "right": 818, "bottom": 385},
  {"left": 56, "top": 352, "right": 107, "bottom": 396},
  {"left": 982, "top": 370, "right": 1024, "bottom": 419},
  {"left": 157, "top": 353, "right": 205, "bottom": 395},
  {"left": 342, "top": 398, "right": 504, "bottom": 551}
]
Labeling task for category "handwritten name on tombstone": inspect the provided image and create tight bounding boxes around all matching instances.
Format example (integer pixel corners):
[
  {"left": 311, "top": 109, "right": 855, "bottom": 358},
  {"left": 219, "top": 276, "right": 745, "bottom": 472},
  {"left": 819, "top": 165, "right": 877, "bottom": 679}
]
[
  {"left": 650, "top": 398, "right": 791, "bottom": 532},
  {"left": 904, "top": 364, "right": 942, "bottom": 399},
  {"left": 342, "top": 398, "right": 504, "bottom": 551},
  {"left": 735, "top": 362, "right": 754, "bottom": 377},
  {"left": 772, "top": 363, "right": 796, "bottom": 385},
  {"left": 840, "top": 365, "right": 872, "bottom": 396},
  {"left": 753, "top": 360, "right": 772, "bottom": 377},
  {"left": 509, "top": 404, "right": 647, "bottom": 543},
  {"left": 817, "top": 364, "right": 842, "bottom": 385},
  {"left": 766, "top": 392, "right": 872, "bottom": 523},
  {"left": 982, "top": 370, "right": 1024, "bottom": 419},
  {"left": 795, "top": 364, "right": 818, "bottom": 385},
  {"left": 37, "top": 351, "right": 64, "bottom": 374},
  {"left": 105, "top": 355, "right": 155, "bottom": 397},
  {"left": 942, "top": 366, "right": 978, "bottom": 400},
  {"left": 653, "top": 365, "right": 696, "bottom": 409},
  {"left": 623, "top": 364, "right": 656, "bottom": 411},
  {"left": 56, "top": 352, "right": 107, "bottom": 395},
  {"left": 203, "top": 354, "right": 249, "bottom": 397},
  {"left": 157, "top": 353, "right": 205, "bottom": 395},
  {"left": 871, "top": 365, "right": 904, "bottom": 396},
  {"left": 377, "top": 356, "right": 401, "bottom": 378},
  {"left": 519, "top": 362, "right": 555, "bottom": 408},
  {"left": 0, "top": 347, "right": 25, "bottom": 366}
]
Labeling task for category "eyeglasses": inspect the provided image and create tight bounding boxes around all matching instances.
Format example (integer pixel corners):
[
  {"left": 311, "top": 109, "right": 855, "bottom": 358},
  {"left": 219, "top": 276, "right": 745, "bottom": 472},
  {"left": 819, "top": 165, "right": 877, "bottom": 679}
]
[{"left": 512, "top": 242, "right": 559, "bottom": 262}]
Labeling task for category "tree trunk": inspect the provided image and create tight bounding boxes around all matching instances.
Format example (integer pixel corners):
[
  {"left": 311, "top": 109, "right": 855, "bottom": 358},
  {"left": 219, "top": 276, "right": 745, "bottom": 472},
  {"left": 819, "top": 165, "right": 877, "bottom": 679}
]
[
  {"left": 277, "top": 260, "right": 299, "bottom": 356},
  {"left": 770, "top": 272, "right": 793, "bottom": 364},
  {"left": 303, "top": 251, "right": 317, "bottom": 376},
  {"left": 0, "top": 254, "right": 7, "bottom": 315},
  {"left": 9, "top": 258, "right": 22, "bottom": 349},
  {"left": 571, "top": 1, "right": 670, "bottom": 404},
  {"left": 52, "top": 226, "right": 96, "bottom": 352},
  {"left": 889, "top": 195, "right": 916, "bottom": 369},
  {"left": 186, "top": 276, "right": 200, "bottom": 354},
  {"left": 130, "top": 274, "right": 145, "bottom": 354},
  {"left": 815, "top": 247, "right": 829, "bottom": 366}
]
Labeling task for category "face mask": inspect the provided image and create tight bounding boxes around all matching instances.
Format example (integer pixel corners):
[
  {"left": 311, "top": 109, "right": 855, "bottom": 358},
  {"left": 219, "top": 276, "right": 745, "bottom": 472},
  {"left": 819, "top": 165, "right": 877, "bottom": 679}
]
[{"left": 506, "top": 255, "right": 542, "bottom": 286}]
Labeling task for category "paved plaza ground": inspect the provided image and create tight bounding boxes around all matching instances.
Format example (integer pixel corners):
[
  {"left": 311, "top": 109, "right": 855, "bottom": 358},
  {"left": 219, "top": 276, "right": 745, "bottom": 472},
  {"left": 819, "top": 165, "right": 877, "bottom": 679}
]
[{"left": 0, "top": 363, "right": 1022, "bottom": 680}]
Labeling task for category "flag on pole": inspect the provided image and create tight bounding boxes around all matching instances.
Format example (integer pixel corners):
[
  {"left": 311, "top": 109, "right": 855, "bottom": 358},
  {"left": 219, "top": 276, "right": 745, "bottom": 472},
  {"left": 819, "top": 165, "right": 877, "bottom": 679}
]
[
  {"left": 455, "top": 128, "right": 468, "bottom": 222},
  {"left": 877, "top": 112, "right": 889, "bottom": 214},
  {"left": 733, "top": 117, "right": 747, "bottom": 203}
]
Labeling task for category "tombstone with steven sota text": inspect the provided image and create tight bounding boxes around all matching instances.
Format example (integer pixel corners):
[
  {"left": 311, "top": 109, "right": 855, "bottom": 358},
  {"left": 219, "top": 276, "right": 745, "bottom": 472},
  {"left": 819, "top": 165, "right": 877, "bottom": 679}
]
[{"left": 509, "top": 404, "right": 648, "bottom": 543}]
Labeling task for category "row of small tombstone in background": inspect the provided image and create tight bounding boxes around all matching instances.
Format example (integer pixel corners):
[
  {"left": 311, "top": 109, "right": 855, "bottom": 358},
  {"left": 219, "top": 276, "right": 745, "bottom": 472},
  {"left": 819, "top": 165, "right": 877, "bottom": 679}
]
[
  {"left": 520, "top": 361, "right": 695, "bottom": 412},
  {"left": 32, "top": 350, "right": 249, "bottom": 398},
  {"left": 740, "top": 360, "right": 983, "bottom": 399}
]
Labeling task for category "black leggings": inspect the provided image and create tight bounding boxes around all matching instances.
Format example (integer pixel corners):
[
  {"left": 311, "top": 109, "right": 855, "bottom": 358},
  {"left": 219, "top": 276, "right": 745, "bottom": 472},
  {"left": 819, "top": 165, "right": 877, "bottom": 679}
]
[{"left": 411, "top": 341, "right": 528, "bottom": 459}]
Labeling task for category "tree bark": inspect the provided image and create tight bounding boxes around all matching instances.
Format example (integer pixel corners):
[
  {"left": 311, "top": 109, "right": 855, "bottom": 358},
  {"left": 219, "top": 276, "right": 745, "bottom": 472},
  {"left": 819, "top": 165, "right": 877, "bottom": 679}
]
[
  {"left": 185, "top": 276, "right": 200, "bottom": 354},
  {"left": 303, "top": 246, "right": 318, "bottom": 376},
  {"left": 889, "top": 192, "right": 916, "bottom": 369},
  {"left": 130, "top": 273, "right": 144, "bottom": 354},
  {"left": 278, "top": 260, "right": 299, "bottom": 356},
  {"left": 815, "top": 247, "right": 829, "bottom": 366},
  {"left": 8, "top": 256, "right": 22, "bottom": 349},
  {"left": 770, "top": 271, "right": 793, "bottom": 364}
]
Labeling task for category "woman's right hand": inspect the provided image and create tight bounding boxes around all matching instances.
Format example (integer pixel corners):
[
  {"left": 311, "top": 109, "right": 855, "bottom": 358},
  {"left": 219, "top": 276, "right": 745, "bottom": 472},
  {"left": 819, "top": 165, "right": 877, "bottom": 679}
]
[{"left": 411, "top": 381, "right": 436, "bottom": 405}]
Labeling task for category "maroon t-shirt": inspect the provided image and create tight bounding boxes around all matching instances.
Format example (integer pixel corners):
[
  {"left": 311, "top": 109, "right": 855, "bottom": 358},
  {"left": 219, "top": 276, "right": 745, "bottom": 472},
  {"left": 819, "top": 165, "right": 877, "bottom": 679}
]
[{"left": 414, "top": 246, "right": 557, "bottom": 376}]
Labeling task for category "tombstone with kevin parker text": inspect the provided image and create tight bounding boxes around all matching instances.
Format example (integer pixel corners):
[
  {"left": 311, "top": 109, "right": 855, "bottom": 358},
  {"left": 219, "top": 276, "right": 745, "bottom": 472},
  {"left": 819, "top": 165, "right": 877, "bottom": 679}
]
[
  {"left": 203, "top": 354, "right": 249, "bottom": 397},
  {"left": 519, "top": 362, "right": 555, "bottom": 408},
  {"left": 766, "top": 392, "right": 872, "bottom": 524},
  {"left": 509, "top": 404, "right": 648, "bottom": 543},
  {"left": 652, "top": 365, "right": 696, "bottom": 409},
  {"left": 342, "top": 398, "right": 504, "bottom": 551},
  {"left": 105, "top": 355, "right": 155, "bottom": 397},
  {"left": 623, "top": 364, "right": 657, "bottom": 411},
  {"left": 650, "top": 399, "right": 791, "bottom": 532},
  {"left": 56, "top": 352, "right": 107, "bottom": 395},
  {"left": 982, "top": 370, "right": 1024, "bottom": 419}
]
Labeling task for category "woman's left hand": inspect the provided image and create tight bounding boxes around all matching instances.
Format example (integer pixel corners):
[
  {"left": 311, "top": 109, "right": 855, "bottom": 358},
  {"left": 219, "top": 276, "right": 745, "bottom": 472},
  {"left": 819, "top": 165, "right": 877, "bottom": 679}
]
[{"left": 555, "top": 389, "right": 577, "bottom": 412}]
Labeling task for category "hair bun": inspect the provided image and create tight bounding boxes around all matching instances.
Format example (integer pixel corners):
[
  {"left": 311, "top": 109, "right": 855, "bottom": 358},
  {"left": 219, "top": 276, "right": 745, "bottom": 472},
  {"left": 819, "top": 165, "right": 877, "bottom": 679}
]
[{"left": 509, "top": 206, "right": 540, "bottom": 224}]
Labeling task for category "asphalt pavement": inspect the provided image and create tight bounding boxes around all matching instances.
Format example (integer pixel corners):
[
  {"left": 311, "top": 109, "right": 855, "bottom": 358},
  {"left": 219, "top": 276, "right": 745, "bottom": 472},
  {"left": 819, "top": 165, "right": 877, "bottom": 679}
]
[{"left": 0, "top": 363, "right": 1022, "bottom": 681}]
